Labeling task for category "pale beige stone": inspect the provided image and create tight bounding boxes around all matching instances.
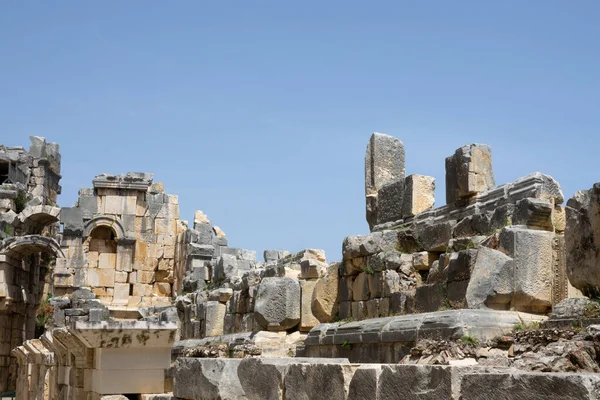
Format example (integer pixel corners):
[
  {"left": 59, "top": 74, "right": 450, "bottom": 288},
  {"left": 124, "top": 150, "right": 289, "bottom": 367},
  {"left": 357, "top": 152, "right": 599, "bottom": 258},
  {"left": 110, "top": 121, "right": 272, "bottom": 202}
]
[
  {"left": 412, "top": 251, "right": 432, "bottom": 271},
  {"left": 138, "top": 271, "right": 155, "bottom": 284},
  {"left": 115, "top": 271, "right": 128, "bottom": 283},
  {"left": 553, "top": 205, "right": 566, "bottom": 232},
  {"left": 153, "top": 282, "right": 171, "bottom": 296},
  {"left": 311, "top": 263, "right": 339, "bottom": 322},
  {"left": 88, "top": 251, "right": 99, "bottom": 268},
  {"left": 98, "top": 269, "right": 115, "bottom": 287},
  {"left": 87, "top": 269, "right": 100, "bottom": 287},
  {"left": 194, "top": 210, "right": 210, "bottom": 225},
  {"left": 402, "top": 174, "right": 435, "bottom": 218},
  {"left": 300, "top": 280, "right": 319, "bottom": 332},
  {"left": 99, "top": 253, "right": 117, "bottom": 269},
  {"left": 113, "top": 283, "right": 130, "bottom": 303}
]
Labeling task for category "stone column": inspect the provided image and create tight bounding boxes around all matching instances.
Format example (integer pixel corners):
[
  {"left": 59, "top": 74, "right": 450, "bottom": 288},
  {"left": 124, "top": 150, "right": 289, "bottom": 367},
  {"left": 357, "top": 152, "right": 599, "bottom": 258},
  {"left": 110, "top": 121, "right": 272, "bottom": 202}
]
[{"left": 365, "top": 133, "right": 405, "bottom": 229}]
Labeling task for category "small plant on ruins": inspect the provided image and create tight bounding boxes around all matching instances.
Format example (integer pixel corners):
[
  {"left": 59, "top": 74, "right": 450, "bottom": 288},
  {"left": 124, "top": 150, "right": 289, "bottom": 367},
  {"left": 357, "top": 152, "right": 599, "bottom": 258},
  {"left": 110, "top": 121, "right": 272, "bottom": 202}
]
[
  {"left": 583, "top": 297, "right": 600, "bottom": 318},
  {"left": 339, "top": 316, "right": 354, "bottom": 325},
  {"left": 513, "top": 321, "right": 540, "bottom": 332},
  {"left": 361, "top": 264, "right": 374, "bottom": 275},
  {"left": 460, "top": 334, "right": 479, "bottom": 347},
  {"left": 341, "top": 341, "right": 353, "bottom": 350},
  {"left": 15, "top": 190, "right": 27, "bottom": 214},
  {"left": 35, "top": 295, "right": 54, "bottom": 330}
]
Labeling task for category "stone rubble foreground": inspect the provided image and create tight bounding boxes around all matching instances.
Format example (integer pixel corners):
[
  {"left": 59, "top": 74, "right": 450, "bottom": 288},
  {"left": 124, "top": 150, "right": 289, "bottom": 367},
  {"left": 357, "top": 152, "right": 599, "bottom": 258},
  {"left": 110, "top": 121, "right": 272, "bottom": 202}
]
[{"left": 0, "top": 134, "right": 599, "bottom": 399}]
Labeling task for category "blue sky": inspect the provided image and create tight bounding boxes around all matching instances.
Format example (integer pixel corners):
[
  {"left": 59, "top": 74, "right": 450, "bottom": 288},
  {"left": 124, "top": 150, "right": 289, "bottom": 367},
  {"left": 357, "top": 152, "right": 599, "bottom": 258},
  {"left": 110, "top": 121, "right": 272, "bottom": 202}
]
[{"left": 1, "top": 1, "right": 599, "bottom": 262}]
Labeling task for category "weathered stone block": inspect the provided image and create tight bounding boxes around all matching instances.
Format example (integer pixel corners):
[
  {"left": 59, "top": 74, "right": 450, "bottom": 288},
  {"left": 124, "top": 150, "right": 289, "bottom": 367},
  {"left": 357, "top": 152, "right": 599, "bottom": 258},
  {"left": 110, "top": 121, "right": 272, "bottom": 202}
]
[
  {"left": 300, "top": 259, "right": 328, "bottom": 279},
  {"left": 417, "top": 221, "right": 454, "bottom": 252},
  {"left": 376, "top": 180, "right": 404, "bottom": 225},
  {"left": 300, "top": 280, "right": 319, "bottom": 332},
  {"left": 446, "top": 143, "right": 495, "bottom": 204},
  {"left": 500, "top": 227, "right": 554, "bottom": 309},
  {"left": 466, "top": 247, "right": 514, "bottom": 309},
  {"left": 200, "top": 301, "right": 226, "bottom": 337},
  {"left": 402, "top": 174, "right": 435, "bottom": 218},
  {"left": 365, "top": 133, "right": 405, "bottom": 229},
  {"left": 312, "top": 263, "right": 339, "bottom": 323},
  {"left": 352, "top": 272, "right": 370, "bottom": 301},
  {"left": 566, "top": 183, "right": 600, "bottom": 296},
  {"left": 377, "top": 365, "right": 452, "bottom": 400},
  {"left": 254, "top": 277, "right": 301, "bottom": 331},
  {"left": 513, "top": 198, "right": 554, "bottom": 231}
]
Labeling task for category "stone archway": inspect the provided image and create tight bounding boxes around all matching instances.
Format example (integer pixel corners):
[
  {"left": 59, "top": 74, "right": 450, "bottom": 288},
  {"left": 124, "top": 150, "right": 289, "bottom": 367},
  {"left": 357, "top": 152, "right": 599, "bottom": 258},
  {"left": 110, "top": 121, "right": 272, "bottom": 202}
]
[{"left": 0, "top": 235, "right": 64, "bottom": 393}]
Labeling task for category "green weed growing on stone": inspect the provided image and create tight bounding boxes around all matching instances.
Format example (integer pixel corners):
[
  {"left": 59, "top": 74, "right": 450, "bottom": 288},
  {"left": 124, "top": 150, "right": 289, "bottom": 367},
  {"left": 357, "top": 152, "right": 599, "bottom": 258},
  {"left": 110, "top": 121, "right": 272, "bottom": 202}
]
[
  {"left": 513, "top": 321, "right": 540, "bottom": 331},
  {"left": 460, "top": 334, "right": 479, "bottom": 347},
  {"left": 341, "top": 341, "right": 352, "bottom": 350}
]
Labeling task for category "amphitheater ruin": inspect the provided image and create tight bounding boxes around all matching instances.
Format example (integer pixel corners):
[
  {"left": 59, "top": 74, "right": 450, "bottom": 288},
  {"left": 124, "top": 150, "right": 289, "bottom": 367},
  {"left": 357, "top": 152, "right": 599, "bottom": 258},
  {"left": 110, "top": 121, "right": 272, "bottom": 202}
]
[{"left": 2, "top": 134, "right": 600, "bottom": 399}]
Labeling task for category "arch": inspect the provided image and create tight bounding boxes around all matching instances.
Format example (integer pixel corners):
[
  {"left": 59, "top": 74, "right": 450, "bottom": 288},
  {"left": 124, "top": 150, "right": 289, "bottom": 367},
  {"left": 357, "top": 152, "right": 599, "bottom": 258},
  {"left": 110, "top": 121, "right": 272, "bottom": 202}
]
[
  {"left": 83, "top": 216, "right": 125, "bottom": 240},
  {"left": 16, "top": 205, "right": 61, "bottom": 235},
  {"left": 0, "top": 235, "right": 65, "bottom": 259}
]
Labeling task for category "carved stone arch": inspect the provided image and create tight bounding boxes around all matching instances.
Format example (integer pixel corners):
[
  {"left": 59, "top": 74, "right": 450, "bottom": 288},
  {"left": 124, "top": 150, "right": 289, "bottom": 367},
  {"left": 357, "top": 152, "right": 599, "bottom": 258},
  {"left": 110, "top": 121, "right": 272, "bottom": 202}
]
[
  {"left": 0, "top": 235, "right": 65, "bottom": 259},
  {"left": 16, "top": 205, "right": 61, "bottom": 234},
  {"left": 83, "top": 216, "right": 126, "bottom": 240}
]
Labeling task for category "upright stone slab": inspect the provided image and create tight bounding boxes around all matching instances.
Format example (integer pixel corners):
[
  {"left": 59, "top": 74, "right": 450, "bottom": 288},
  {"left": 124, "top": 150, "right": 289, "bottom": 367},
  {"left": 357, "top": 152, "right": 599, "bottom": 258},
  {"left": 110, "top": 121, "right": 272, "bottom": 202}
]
[
  {"left": 365, "top": 133, "right": 405, "bottom": 229},
  {"left": 402, "top": 174, "right": 435, "bottom": 218},
  {"left": 254, "top": 277, "right": 301, "bottom": 331},
  {"left": 565, "top": 183, "right": 600, "bottom": 296},
  {"left": 499, "top": 226, "right": 554, "bottom": 310},
  {"left": 446, "top": 144, "right": 495, "bottom": 204}
]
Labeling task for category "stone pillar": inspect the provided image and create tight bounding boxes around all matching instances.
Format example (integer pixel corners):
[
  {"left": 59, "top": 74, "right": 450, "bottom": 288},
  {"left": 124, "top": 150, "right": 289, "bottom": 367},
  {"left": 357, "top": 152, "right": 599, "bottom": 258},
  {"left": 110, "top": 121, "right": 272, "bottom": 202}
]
[
  {"left": 365, "top": 133, "right": 405, "bottom": 229},
  {"left": 446, "top": 144, "right": 495, "bottom": 204}
]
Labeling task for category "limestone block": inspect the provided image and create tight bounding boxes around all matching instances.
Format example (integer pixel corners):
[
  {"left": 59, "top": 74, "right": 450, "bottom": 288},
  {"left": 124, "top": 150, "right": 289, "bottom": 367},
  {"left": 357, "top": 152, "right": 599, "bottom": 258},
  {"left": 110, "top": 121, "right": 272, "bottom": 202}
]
[
  {"left": 339, "top": 276, "right": 354, "bottom": 302},
  {"left": 153, "top": 283, "right": 171, "bottom": 296},
  {"left": 98, "top": 269, "right": 115, "bottom": 287},
  {"left": 99, "top": 253, "right": 117, "bottom": 269},
  {"left": 365, "top": 132, "right": 405, "bottom": 229},
  {"left": 88, "top": 251, "right": 99, "bottom": 268},
  {"left": 138, "top": 271, "right": 155, "bottom": 284},
  {"left": 553, "top": 205, "right": 566, "bottom": 232},
  {"left": 264, "top": 250, "right": 289, "bottom": 262},
  {"left": 412, "top": 251, "right": 433, "bottom": 271},
  {"left": 376, "top": 180, "right": 404, "bottom": 225},
  {"left": 466, "top": 247, "right": 514, "bottom": 309},
  {"left": 417, "top": 221, "right": 454, "bottom": 252},
  {"left": 342, "top": 231, "right": 399, "bottom": 260},
  {"left": 513, "top": 198, "right": 554, "bottom": 231},
  {"left": 446, "top": 143, "right": 495, "bottom": 204},
  {"left": 352, "top": 272, "right": 370, "bottom": 301},
  {"left": 312, "top": 263, "right": 340, "bottom": 322},
  {"left": 459, "top": 371, "right": 600, "bottom": 400},
  {"left": 500, "top": 226, "right": 554, "bottom": 309},
  {"left": 87, "top": 269, "right": 100, "bottom": 287},
  {"left": 113, "top": 283, "right": 130, "bottom": 303},
  {"left": 300, "top": 259, "right": 328, "bottom": 279},
  {"left": 60, "top": 207, "right": 84, "bottom": 235},
  {"left": 254, "top": 277, "right": 301, "bottom": 331},
  {"left": 348, "top": 365, "right": 381, "bottom": 400},
  {"left": 566, "top": 183, "right": 600, "bottom": 296},
  {"left": 285, "top": 363, "right": 357, "bottom": 400},
  {"left": 378, "top": 365, "right": 451, "bottom": 399},
  {"left": 214, "top": 254, "right": 238, "bottom": 283},
  {"left": 201, "top": 301, "right": 226, "bottom": 337},
  {"left": 115, "top": 271, "right": 128, "bottom": 283},
  {"left": 300, "top": 280, "right": 319, "bottom": 332},
  {"left": 402, "top": 174, "right": 435, "bottom": 218}
]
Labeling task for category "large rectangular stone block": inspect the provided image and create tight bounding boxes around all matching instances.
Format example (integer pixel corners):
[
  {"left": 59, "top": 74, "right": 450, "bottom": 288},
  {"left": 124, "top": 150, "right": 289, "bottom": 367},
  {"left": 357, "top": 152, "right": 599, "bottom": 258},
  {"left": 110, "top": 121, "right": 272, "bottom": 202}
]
[
  {"left": 446, "top": 144, "right": 495, "bottom": 204},
  {"left": 365, "top": 133, "right": 405, "bottom": 229},
  {"left": 402, "top": 174, "right": 435, "bottom": 218}
]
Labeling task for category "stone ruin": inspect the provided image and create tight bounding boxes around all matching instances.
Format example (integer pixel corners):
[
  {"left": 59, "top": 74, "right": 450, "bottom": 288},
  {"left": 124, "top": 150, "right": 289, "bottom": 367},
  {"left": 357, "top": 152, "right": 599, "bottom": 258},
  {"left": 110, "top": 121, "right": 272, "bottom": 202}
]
[{"left": 3, "top": 134, "right": 600, "bottom": 399}]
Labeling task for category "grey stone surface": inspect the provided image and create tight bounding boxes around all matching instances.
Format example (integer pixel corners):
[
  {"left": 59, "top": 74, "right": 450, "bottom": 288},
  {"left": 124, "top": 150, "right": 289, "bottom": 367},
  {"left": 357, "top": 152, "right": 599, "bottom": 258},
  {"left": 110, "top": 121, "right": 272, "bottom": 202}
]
[
  {"left": 376, "top": 180, "right": 404, "bottom": 225},
  {"left": 60, "top": 207, "right": 83, "bottom": 236},
  {"left": 284, "top": 363, "right": 356, "bottom": 400},
  {"left": 254, "top": 277, "right": 301, "bottom": 331},
  {"left": 466, "top": 247, "right": 514, "bottom": 309},
  {"left": 378, "top": 365, "right": 452, "bottom": 400},
  {"left": 342, "top": 231, "right": 399, "bottom": 260},
  {"left": 417, "top": 221, "right": 454, "bottom": 252},
  {"left": 499, "top": 226, "right": 554, "bottom": 309},
  {"left": 566, "top": 183, "right": 600, "bottom": 296},
  {"left": 459, "top": 371, "right": 600, "bottom": 400},
  {"left": 347, "top": 365, "right": 380, "bottom": 400},
  {"left": 513, "top": 197, "right": 554, "bottom": 231},
  {"left": 174, "top": 358, "right": 244, "bottom": 400},
  {"left": 365, "top": 133, "right": 405, "bottom": 229},
  {"left": 446, "top": 144, "right": 495, "bottom": 204}
]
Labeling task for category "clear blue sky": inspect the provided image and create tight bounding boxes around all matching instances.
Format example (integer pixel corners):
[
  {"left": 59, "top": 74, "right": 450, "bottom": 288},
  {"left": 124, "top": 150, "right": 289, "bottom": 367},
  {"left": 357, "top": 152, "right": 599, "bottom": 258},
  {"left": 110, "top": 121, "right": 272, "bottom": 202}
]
[{"left": 1, "top": 2, "right": 599, "bottom": 262}]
